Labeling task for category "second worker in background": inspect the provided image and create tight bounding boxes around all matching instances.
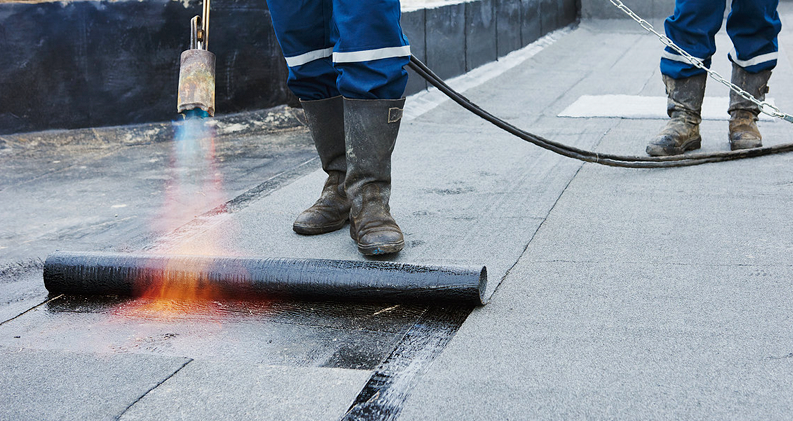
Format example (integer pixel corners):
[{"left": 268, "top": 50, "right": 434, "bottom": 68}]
[{"left": 647, "top": 0, "right": 781, "bottom": 156}]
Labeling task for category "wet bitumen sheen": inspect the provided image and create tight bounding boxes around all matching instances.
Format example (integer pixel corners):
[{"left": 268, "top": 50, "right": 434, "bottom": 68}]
[{"left": 2, "top": 290, "right": 470, "bottom": 418}]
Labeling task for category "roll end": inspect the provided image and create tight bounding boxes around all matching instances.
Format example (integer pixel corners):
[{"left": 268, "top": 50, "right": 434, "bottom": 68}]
[{"left": 477, "top": 266, "right": 490, "bottom": 305}]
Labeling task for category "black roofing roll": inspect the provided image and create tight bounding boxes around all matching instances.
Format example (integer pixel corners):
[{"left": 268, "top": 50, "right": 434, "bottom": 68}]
[{"left": 43, "top": 251, "right": 488, "bottom": 305}]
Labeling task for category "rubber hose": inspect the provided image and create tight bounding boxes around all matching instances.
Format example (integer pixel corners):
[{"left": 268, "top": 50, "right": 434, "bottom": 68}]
[
  {"left": 408, "top": 55, "right": 793, "bottom": 168},
  {"left": 43, "top": 251, "right": 489, "bottom": 305}
]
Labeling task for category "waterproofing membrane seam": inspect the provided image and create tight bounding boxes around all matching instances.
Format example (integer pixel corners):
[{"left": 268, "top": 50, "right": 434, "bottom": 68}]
[
  {"left": 0, "top": 294, "right": 64, "bottom": 327},
  {"left": 115, "top": 358, "right": 194, "bottom": 420}
]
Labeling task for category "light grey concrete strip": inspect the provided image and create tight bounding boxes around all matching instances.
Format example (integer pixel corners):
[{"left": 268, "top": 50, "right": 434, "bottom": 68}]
[
  {"left": 559, "top": 95, "right": 777, "bottom": 121},
  {"left": 119, "top": 361, "right": 371, "bottom": 421},
  {"left": 0, "top": 346, "right": 190, "bottom": 421}
]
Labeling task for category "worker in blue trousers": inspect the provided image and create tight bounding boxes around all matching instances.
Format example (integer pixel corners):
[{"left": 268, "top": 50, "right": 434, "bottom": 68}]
[
  {"left": 265, "top": 0, "right": 411, "bottom": 255},
  {"left": 647, "top": 0, "right": 781, "bottom": 156}
]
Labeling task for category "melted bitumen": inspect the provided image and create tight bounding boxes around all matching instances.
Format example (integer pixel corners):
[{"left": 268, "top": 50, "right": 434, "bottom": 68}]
[
  {"left": 37, "top": 293, "right": 475, "bottom": 413},
  {"left": 0, "top": 289, "right": 430, "bottom": 370},
  {"left": 2, "top": 270, "right": 473, "bottom": 414},
  {"left": 343, "top": 305, "right": 473, "bottom": 420}
]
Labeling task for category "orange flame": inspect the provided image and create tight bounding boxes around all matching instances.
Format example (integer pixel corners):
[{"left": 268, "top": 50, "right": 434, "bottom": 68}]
[{"left": 129, "top": 113, "right": 236, "bottom": 315}]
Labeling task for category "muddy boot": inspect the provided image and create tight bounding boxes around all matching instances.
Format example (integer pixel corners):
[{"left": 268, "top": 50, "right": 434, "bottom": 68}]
[
  {"left": 647, "top": 73, "right": 707, "bottom": 156},
  {"left": 344, "top": 97, "right": 405, "bottom": 256},
  {"left": 293, "top": 96, "right": 351, "bottom": 235},
  {"left": 729, "top": 63, "right": 771, "bottom": 150}
]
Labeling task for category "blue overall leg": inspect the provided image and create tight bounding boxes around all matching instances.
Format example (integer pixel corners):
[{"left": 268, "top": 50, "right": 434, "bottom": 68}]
[
  {"left": 661, "top": 0, "right": 726, "bottom": 79},
  {"left": 265, "top": 0, "right": 410, "bottom": 100},
  {"left": 726, "top": 0, "right": 781, "bottom": 74},
  {"left": 330, "top": 0, "right": 410, "bottom": 99},
  {"left": 265, "top": 0, "right": 340, "bottom": 100},
  {"left": 661, "top": 0, "right": 781, "bottom": 79}
]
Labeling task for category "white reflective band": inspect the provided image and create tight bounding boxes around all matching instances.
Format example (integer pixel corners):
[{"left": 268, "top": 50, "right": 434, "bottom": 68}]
[
  {"left": 284, "top": 47, "right": 334, "bottom": 67},
  {"left": 333, "top": 45, "right": 411, "bottom": 63},
  {"left": 729, "top": 48, "right": 778, "bottom": 68},
  {"left": 661, "top": 50, "right": 706, "bottom": 64}
]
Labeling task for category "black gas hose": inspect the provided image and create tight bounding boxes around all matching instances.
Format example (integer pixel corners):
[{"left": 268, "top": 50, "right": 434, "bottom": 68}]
[{"left": 408, "top": 55, "right": 793, "bottom": 168}]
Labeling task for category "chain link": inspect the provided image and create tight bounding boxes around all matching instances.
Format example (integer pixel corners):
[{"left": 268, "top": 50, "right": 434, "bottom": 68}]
[{"left": 608, "top": 0, "right": 793, "bottom": 123}]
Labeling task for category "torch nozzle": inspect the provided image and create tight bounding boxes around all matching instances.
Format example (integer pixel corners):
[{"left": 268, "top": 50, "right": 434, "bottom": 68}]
[{"left": 177, "top": 0, "right": 215, "bottom": 117}]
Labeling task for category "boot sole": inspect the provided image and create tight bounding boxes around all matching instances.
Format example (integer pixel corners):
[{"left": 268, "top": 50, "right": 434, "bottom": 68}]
[
  {"left": 646, "top": 136, "right": 702, "bottom": 157},
  {"left": 729, "top": 137, "right": 762, "bottom": 151},
  {"left": 358, "top": 240, "right": 405, "bottom": 256},
  {"left": 293, "top": 219, "right": 348, "bottom": 236}
]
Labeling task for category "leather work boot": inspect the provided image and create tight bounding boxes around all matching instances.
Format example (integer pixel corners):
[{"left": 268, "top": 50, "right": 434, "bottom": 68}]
[
  {"left": 728, "top": 63, "right": 771, "bottom": 150},
  {"left": 344, "top": 97, "right": 406, "bottom": 256},
  {"left": 647, "top": 73, "right": 707, "bottom": 156},
  {"left": 292, "top": 96, "right": 352, "bottom": 235}
]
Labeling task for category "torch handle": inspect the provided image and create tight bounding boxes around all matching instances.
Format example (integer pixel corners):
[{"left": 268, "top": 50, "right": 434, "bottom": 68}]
[{"left": 202, "top": 0, "right": 210, "bottom": 50}]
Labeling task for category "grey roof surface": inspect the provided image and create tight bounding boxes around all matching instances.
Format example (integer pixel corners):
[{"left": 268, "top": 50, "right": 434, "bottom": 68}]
[{"left": 4, "top": 5, "right": 793, "bottom": 420}]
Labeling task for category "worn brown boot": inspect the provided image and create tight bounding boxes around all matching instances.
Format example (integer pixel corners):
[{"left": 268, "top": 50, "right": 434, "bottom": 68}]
[
  {"left": 647, "top": 73, "right": 707, "bottom": 156},
  {"left": 293, "top": 96, "right": 351, "bottom": 235},
  {"left": 293, "top": 170, "right": 350, "bottom": 235},
  {"left": 344, "top": 97, "right": 405, "bottom": 256},
  {"left": 729, "top": 63, "right": 771, "bottom": 150}
]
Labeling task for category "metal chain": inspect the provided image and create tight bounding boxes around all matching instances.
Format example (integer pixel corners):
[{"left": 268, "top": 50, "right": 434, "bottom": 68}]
[{"left": 609, "top": 0, "right": 793, "bottom": 123}]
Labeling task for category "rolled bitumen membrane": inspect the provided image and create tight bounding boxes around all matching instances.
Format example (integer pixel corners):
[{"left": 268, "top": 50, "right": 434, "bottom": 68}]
[{"left": 43, "top": 251, "right": 489, "bottom": 305}]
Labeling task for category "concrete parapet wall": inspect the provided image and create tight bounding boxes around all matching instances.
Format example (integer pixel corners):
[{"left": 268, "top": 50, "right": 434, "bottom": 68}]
[
  {"left": 403, "top": 0, "right": 578, "bottom": 94},
  {"left": 0, "top": 0, "right": 578, "bottom": 134},
  {"left": 581, "top": 0, "right": 672, "bottom": 20}
]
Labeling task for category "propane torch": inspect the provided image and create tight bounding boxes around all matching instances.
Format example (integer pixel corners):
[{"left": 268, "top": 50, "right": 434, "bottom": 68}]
[{"left": 177, "top": 0, "right": 215, "bottom": 117}]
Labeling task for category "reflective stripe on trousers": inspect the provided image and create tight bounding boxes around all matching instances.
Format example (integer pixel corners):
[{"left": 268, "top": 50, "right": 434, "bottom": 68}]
[{"left": 266, "top": 0, "right": 411, "bottom": 100}]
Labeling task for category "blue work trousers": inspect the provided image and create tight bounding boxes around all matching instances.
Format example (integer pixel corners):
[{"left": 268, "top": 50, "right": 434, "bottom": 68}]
[
  {"left": 266, "top": 0, "right": 411, "bottom": 100},
  {"left": 661, "top": 0, "right": 781, "bottom": 79}
]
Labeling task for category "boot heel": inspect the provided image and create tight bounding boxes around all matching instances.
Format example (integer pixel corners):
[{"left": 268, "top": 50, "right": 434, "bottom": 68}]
[{"left": 683, "top": 136, "right": 701, "bottom": 152}]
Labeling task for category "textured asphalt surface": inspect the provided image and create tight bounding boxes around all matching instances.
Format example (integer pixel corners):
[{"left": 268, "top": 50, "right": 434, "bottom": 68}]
[{"left": 4, "top": 7, "right": 793, "bottom": 420}]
